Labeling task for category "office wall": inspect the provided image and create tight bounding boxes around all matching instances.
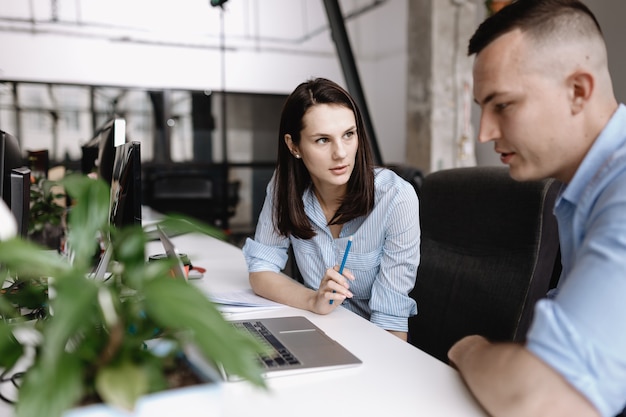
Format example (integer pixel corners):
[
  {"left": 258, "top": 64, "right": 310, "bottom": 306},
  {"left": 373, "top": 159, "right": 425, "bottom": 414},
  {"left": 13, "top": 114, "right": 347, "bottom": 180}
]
[
  {"left": 0, "top": 0, "right": 340, "bottom": 92},
  {"left": 587, "top": 0, "right": 626, "bottom": 104}
]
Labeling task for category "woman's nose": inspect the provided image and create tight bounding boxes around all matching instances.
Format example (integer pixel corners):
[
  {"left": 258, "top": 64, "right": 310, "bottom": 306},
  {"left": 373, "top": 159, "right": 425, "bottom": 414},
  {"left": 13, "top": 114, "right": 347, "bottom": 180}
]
[{"left": 333, "top": 141, "right": 347, "bottom": 159}]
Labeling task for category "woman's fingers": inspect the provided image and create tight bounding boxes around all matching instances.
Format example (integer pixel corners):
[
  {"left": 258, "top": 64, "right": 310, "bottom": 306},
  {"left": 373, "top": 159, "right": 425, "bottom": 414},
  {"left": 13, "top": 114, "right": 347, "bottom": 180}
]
[
  {"left": 324, "top": 267, "right": 353, "bottom": 297},
  {"left": 334, "top": 265, "right": 355, "bottom": 281},
  {"left": 326, "top": 279, "right": 353, "bottom": 297}
]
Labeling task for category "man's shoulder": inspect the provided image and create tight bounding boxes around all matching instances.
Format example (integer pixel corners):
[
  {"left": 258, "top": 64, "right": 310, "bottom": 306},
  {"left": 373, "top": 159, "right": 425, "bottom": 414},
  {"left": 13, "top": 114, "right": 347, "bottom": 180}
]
[{"left": 592, "top": 142, "right": 626, "bottom": 195}]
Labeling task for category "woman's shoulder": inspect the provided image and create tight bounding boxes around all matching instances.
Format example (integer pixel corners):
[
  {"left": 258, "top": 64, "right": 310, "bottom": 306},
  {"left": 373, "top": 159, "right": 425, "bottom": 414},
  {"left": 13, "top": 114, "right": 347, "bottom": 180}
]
[
  {"left": 374, "top": 167, "right": 418, "bottom": 190},
  {"left": 373, "top": 167, "right": 419, "bottom": 202}
]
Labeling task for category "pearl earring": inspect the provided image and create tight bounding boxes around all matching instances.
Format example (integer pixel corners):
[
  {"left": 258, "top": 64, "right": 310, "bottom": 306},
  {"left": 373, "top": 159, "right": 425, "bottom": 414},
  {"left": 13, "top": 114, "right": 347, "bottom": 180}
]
[{"left": 295, "top": 154, "right": 301, "bottom": 159}]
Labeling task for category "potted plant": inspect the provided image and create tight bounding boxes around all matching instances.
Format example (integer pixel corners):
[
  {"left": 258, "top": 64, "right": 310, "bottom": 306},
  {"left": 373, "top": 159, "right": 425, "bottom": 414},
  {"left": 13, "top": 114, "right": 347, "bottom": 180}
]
[
  {"left": 27, "top": 175, "right": 66, "bottom": 251},
  {"left": 0, "top": 174, "right": 265, "bottom": 417}
]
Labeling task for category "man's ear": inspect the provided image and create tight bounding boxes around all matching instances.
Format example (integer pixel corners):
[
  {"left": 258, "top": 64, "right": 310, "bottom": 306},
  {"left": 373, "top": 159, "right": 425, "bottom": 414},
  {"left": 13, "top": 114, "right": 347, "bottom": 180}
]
[{"left": 569, "top": 71, "right": 593, "bottom": 115}]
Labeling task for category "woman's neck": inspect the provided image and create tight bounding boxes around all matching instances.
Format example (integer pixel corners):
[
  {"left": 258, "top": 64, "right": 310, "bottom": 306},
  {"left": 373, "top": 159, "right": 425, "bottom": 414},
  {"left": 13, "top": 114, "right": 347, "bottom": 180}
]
[{"left": 313, "top": 184, "right": 345, "bottom": 223}]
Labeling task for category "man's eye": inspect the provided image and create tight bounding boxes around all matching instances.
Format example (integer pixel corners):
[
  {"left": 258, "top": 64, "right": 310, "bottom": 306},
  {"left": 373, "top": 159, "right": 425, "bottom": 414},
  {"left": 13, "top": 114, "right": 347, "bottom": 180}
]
[{"left": 495, "top": 102, "right": 509, "bottom": 111}]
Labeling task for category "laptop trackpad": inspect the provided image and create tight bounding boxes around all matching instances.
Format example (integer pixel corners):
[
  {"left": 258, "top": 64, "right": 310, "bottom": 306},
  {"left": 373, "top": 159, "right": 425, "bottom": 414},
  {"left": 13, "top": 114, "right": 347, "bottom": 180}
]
[{"left": 278, "top": 330, "right": 333, "bottom": 347}]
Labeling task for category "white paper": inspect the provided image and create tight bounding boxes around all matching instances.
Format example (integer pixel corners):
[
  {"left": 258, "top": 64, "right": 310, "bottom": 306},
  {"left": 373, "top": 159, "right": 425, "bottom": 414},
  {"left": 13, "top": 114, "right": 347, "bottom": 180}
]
[{"left": 208, "top": 288, "right": 283, "bottom": 311}]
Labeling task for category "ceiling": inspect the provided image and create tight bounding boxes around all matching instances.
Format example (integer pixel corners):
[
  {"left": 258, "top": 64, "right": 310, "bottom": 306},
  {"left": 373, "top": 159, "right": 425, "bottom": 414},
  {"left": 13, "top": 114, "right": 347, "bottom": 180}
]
[{"left": 0, "top": 0, "right": 387, "bottom": 55}]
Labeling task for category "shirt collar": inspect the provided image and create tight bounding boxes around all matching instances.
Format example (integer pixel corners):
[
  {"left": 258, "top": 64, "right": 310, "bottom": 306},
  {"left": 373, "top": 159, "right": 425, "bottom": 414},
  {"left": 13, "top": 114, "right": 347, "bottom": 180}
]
[
  {"left": 302, "top": 186, "right": 329, "bottom": 230},
  {"left": 560, "top": 103, "right": 626, "bottom": 205}
]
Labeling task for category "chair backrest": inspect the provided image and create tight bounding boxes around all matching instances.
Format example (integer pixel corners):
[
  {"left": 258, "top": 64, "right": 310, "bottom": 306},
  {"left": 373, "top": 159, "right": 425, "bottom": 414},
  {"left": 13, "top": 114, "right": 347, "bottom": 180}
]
[
  {"left": 387, "top": 164, "right": 423, "bottom": 197},
  {"left": 409, "top": 166, "right": 562, "bottom": 363},
  {"left": 142, "top": 162, "right": 241, "bottom": 230}
]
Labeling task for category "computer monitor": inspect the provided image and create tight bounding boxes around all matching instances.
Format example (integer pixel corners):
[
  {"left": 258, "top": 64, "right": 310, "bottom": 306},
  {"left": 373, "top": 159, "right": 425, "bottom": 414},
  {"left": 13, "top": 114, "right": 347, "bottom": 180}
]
[
  {"left": 10, "top": 166, "right": 31, "bottom": 238},
  {"left": 109, "top": 141, "right": 142, "bottom": 228},
  {"left": 1, "top": 130, "right": 25, "bottom": 208},
  {"left": 82, "top": 118, "right": 126, "bottom": 184},
  {"left": 80, "top": 145, "right": 99, "bottom": 176}
]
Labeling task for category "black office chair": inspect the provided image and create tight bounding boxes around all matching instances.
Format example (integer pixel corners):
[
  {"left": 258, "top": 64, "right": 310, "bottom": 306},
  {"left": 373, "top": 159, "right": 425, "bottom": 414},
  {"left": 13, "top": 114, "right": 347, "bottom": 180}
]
[
  {"left": 409, "top": 166, "right": 562, "bottom": 363},
  {"left": 387, "top": 164, "right": 423, "bottom": 197},
  {"left": 142, "top": 163, "right": 241, "bottom": 230}
]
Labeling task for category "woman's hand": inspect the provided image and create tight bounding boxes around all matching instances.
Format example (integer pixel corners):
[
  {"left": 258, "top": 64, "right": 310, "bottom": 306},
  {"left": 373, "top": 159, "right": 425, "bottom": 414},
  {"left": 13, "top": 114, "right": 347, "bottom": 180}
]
[{"left": 312, "top": 266, "right": 355, "bottom": 314}]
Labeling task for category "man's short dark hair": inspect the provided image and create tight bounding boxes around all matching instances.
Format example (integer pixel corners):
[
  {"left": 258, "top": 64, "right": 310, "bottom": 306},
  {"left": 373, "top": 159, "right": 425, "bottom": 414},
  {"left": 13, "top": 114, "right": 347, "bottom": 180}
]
[{"left": 468, "top": 0, "right": 602, "bottom": 56}]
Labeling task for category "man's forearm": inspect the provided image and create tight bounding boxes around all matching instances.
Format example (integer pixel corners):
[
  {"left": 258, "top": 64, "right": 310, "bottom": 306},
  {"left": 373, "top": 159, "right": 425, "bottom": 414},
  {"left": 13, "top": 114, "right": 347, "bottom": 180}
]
[{"left": 448, "top": 335, "right": 600, "bottom": 417}]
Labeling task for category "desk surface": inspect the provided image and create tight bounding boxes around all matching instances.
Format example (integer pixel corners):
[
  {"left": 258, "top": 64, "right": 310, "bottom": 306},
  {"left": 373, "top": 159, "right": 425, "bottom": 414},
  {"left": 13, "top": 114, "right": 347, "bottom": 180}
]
[
  {"left": 0, "top": 234, "right": 487, "bottom": 417},
  {"left": 147, "top": 233, "right": 487, "bottom": 417}
]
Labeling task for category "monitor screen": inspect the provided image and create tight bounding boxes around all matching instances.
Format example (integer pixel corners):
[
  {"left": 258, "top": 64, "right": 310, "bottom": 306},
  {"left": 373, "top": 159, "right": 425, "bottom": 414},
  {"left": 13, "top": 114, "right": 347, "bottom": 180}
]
[
  {"left": 109, "top": 141, "right": 142, "bottom": 228},
  {"left": 82, "top": 118, "right": 126, "bottom": 183},
  {"left": 1, "top": 130, "right": 25, "bottom": 208}
]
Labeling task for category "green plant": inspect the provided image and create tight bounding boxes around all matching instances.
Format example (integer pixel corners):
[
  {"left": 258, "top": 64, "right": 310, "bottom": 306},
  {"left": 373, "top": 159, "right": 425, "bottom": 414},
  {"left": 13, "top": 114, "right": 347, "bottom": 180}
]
[
  {"left": 0, "top": 174, "right": 265, "bottom": 417},
  {"left": 27, "top": 176, "right": 66, "bottom": 249},
  {"left": 484, "top": 0, "right": 513, "bottom": 16}
]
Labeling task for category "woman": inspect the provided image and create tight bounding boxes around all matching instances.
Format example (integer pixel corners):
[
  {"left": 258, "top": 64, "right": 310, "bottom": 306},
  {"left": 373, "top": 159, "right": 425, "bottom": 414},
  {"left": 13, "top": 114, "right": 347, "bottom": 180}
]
[{"left": 242, "top": 78, "right": 419, "bottom": 341}]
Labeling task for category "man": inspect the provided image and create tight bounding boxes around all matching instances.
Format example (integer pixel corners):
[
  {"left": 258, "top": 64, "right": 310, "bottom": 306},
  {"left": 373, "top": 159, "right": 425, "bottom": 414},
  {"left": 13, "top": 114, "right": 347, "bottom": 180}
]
[{"left": 448, "top": 1, "right": 626, "bottom": 417}]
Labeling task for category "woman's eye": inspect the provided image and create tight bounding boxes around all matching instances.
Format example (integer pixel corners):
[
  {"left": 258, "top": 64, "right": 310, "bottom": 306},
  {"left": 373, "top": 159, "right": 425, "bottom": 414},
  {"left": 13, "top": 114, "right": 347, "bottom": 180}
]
[
  {"left": 316, "top": 137, "right": 328, "bottom": 144},
  {"left": 344, "top": 130, "right": 355, "bottom": 139}
]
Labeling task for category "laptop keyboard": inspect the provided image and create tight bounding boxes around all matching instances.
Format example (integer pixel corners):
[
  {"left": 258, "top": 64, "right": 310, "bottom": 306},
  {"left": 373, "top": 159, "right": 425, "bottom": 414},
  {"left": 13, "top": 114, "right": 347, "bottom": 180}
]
[{"left": 233, "top": 321, "right": 301, "bottom": 368}]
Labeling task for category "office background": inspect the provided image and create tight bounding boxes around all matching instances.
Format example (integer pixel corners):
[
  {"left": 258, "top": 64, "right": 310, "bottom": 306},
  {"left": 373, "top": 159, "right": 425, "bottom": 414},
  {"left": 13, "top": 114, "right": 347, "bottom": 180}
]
[{"left": 0, "top": 0, "right": 624, "bottom": 232}]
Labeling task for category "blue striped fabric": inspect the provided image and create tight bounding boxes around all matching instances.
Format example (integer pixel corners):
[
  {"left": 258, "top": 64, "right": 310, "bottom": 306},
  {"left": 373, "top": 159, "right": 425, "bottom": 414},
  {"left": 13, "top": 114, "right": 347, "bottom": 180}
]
[{"left": 243, "top": 168, "right": 420, "bottom": 332}]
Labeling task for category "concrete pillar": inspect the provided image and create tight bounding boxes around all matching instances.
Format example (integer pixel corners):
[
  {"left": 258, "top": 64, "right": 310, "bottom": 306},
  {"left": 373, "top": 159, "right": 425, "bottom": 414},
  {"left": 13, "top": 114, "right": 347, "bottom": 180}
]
[{"left": 406, "top": 0, "right": 478, "bottom": 174}]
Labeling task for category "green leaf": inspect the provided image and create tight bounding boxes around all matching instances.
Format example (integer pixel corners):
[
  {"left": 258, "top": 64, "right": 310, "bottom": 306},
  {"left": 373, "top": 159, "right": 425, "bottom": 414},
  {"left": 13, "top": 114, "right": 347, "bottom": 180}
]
[
  {"left": 0, "top": 322, "right": 23, "bottom": 369},
  {"left": 16, "top": 352, "right": 84, "bottom": 417},
  {"left": 40, "top": 273, "right": 100, "bottom": 366},
  {"left": 0, "top": 239, "right": 71, "bottom": 279},
  {"left": 96, "top": 361, "right": 149, "bottom": 411},
  {"left": 61, "top": 174, "right": 110, "bottom": 268},
  {"left": 155, "top": 216, "right": 227, "bottom": 241},
  {"left": 143, "top": 277, "right": 266, "bottom": 387},
  {"left": 112, "top": 226, "right": 147, "bottom": 270},
  {"left": 0, "top": 278, "right": 48, "bottom": 311}
]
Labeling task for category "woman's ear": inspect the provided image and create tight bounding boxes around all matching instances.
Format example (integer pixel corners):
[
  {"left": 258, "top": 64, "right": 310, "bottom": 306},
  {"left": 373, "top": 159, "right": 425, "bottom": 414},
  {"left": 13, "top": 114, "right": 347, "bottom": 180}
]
[
  {"left": 284, "top": 134, "right": 299, "bottom": 156},
  {"left": 569, "top": 70, "right": 593, "bottom": 115}
]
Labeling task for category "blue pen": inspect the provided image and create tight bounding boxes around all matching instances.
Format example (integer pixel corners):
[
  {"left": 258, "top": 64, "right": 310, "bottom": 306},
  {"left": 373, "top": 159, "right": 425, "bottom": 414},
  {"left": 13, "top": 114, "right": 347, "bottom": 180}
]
[{"left": 330, "top": 235, "right": 353, "bottom": 305}]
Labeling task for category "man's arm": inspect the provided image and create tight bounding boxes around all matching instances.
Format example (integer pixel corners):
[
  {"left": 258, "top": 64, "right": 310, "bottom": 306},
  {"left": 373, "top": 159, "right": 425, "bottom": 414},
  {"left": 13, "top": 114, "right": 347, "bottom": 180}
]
[{"left": 448, "top": 335, "right": 600, "bottom": 417}]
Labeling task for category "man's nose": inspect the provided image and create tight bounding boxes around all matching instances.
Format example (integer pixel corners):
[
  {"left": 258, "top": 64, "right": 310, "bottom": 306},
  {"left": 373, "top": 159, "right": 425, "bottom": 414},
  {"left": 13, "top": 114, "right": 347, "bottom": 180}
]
[{"left": 477, "top": 112, "right": 499, "bottom": 143}]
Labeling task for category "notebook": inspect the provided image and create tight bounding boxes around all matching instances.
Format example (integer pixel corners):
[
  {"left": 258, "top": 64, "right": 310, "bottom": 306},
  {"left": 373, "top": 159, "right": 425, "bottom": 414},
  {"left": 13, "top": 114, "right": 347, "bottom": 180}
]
[{"left": 218, "top": 316, "right": 362, "bottom": 380}]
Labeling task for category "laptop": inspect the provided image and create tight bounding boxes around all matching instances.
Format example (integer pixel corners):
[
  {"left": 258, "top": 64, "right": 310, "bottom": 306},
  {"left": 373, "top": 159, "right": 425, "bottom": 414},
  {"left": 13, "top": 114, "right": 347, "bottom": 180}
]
[
  {"left": 217, "top": 316, "right": 362, "bottom": 380},
  {"left": 155, "top": 225, "right": 187, "bottom": 280},
  {"left": 90, "top": 225, "right": 186, "bottom": 281},
  {"left": 155, "top": 229, "right": 362, "bottom": 380},
  {"left": 91, "top": 243, "right": 113, "bottom": 281}
]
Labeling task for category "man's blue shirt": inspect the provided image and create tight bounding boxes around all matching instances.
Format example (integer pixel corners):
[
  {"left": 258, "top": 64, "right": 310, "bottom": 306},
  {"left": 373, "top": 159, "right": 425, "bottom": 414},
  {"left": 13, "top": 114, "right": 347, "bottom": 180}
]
[{"left": 527, "top": 104, "right": 626, "bottom": 417}]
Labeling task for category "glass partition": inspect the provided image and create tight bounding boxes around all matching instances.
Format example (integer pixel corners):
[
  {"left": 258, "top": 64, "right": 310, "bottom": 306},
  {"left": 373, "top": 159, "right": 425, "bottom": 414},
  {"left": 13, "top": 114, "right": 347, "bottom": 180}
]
[{"left": 0, "top": 80, "right": 286, "bottom": 234}]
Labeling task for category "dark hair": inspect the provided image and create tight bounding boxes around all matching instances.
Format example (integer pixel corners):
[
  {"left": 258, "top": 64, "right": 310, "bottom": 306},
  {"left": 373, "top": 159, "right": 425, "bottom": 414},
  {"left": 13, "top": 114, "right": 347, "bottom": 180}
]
[
  {"left": 273, "top": 78, "right": 375, "bottom": 240},
  {"left": 468, "top": 0, "right": 602, "bottom": 56}
]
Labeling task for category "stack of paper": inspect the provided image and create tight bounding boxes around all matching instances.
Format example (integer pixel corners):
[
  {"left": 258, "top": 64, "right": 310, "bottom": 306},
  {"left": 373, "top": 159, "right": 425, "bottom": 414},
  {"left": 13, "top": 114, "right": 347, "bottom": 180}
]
[{"left": 208, "top": 289, "right": 283, "bottom": 313}]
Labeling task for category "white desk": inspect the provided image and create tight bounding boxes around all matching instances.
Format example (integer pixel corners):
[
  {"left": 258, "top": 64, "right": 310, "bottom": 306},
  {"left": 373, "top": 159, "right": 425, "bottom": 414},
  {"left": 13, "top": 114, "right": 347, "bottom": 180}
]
[
  {"left": 146, "top": 233, "right": 487, "bottom": 417},
  {"left": 0, "top": 233, "right": 486, "bottom": 416}
]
